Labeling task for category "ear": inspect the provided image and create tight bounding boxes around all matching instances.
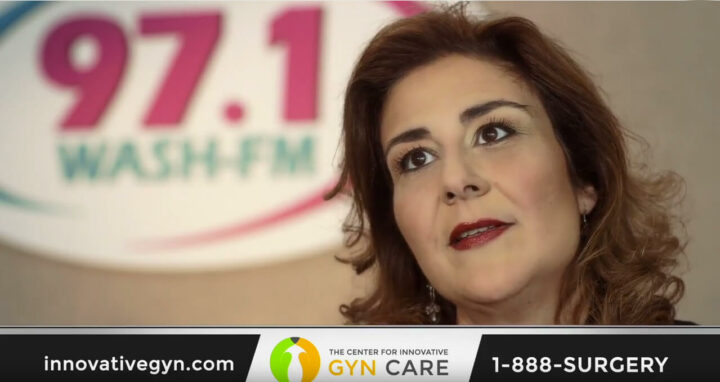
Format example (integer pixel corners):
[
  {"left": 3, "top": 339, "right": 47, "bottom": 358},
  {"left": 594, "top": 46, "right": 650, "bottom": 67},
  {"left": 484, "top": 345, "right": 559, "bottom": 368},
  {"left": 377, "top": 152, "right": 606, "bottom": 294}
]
[{"left": 576, "top": 184, "right": 598, "bottom": 215}]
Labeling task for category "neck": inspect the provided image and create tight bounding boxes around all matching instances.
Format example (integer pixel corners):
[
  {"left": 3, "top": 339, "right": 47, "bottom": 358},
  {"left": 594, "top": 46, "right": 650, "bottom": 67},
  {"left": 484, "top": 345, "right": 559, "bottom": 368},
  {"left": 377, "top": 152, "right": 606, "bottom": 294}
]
[{"left": 455, "top": 276, "right": 563, "bottom": 325}]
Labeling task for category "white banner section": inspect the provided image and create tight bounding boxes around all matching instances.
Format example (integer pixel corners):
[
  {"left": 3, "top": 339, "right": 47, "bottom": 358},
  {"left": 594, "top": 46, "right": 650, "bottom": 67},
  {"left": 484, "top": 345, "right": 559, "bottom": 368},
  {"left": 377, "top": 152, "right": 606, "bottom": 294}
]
[{"left": 250, "top": 327, "right": 480, "bottom": 381}]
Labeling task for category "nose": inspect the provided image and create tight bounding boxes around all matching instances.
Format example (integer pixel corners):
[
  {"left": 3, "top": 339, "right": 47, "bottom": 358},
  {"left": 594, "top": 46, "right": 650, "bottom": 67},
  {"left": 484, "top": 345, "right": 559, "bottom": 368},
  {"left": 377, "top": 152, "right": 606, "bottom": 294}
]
[{"left": 442, "top": 152, "right": 489, "bottom": 205}]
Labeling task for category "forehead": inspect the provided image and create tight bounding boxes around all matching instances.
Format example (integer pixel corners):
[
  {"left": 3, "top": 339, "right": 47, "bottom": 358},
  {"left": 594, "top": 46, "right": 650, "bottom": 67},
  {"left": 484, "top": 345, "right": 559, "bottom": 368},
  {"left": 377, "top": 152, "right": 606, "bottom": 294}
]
[{"left": 380, "top": 55, "right": 538, "bottom": 143}]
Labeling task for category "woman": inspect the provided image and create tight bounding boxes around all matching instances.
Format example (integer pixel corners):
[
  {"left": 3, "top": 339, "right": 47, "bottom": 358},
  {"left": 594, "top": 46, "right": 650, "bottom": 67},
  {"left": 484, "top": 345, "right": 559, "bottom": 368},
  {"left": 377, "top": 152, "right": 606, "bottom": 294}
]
[{"left": 324, "top": 4, "right": 688, "bottom": 325}]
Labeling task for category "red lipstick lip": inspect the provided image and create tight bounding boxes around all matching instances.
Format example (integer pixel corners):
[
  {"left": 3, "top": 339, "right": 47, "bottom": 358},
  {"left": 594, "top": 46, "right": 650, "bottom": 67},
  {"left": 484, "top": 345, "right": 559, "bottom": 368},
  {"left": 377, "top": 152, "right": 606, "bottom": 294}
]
[{"left": 449, "top": 219, "right": 512, "bottom": 248}]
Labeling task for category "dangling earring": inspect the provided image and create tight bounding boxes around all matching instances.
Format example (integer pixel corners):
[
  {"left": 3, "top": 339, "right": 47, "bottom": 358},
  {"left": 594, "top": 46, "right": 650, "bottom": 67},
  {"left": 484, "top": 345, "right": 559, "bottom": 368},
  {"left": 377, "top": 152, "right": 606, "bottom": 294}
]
[
  {"left": 582, "top": 213, "right": 587, "bottom": 227},
  {"left": 425, "top": 284, "right": 441, "bottom": 324}
]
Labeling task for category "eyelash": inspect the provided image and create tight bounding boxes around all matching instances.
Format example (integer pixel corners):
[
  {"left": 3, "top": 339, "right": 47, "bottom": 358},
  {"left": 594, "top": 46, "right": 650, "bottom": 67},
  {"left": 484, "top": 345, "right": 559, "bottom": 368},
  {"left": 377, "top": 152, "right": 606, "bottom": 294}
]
[{"left": 392, "top": 118, "right": 518, "bottom": 174}]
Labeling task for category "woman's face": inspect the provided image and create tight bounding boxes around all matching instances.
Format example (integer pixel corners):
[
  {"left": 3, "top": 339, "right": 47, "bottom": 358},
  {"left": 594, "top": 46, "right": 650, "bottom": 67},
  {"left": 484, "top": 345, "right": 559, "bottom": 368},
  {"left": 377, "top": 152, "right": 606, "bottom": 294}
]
[{"left": 379, "top": 55, "right": 597, "bottom": 315}]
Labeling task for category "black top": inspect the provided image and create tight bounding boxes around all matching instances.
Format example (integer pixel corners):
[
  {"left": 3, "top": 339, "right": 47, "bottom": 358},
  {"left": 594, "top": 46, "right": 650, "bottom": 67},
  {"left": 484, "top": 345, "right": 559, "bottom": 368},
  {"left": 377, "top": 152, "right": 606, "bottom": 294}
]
[{"left": 673, "top": 319, "right": 698, "bottom": 325}]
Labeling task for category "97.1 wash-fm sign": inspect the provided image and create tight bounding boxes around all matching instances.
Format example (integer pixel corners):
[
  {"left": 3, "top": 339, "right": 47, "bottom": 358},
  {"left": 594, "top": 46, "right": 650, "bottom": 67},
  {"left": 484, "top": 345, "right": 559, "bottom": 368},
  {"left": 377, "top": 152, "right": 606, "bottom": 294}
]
[{"left": 0, "top": 1, "right": 425, "bottom": 270}]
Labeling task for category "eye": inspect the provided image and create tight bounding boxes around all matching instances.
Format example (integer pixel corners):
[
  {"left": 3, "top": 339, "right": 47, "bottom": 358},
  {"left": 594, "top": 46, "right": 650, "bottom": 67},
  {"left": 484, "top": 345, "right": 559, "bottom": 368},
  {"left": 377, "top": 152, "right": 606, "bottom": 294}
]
[
  {"left": 474, "top": 121, "right": 516, "bottom": 145},
  {"left": 397, "top": 147, "right": 437, "bottom": 172}
]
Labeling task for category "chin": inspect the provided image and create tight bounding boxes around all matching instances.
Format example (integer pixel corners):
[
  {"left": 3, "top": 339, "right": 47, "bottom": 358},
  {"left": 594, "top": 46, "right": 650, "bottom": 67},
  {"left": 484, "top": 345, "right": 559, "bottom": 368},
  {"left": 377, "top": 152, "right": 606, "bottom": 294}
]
[{"left": 452, "top": 267, "right": 533, "bottom": 305}]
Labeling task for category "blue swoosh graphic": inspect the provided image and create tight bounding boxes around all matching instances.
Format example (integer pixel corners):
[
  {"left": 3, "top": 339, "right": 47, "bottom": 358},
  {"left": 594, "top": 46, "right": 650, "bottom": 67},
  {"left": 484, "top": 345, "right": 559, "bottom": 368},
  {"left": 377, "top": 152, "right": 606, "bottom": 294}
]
[
  {"left": 0, "top": 1, "right": 47, "bottom": 40},
  {"left": 0, "top": 184, "right": 75, "bottom": 215}
]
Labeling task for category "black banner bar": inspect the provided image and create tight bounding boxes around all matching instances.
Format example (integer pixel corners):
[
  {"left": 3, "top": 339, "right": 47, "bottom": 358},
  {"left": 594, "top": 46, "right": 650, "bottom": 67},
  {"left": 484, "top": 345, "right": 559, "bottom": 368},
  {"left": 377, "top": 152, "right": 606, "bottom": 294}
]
[
  {"left": 471, "top": 334, "right": 720, "bottom": 381},
  {"left": 0, "top": 334, "right": 259, "bottom": 381}
]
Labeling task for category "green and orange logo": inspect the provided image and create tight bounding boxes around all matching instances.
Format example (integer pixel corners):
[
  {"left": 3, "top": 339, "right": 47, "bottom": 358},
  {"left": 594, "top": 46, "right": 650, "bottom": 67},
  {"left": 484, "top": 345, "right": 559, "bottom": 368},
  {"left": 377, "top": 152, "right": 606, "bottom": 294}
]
[{"left": 270, "top": 337, "right": 320, "bottom": 382}]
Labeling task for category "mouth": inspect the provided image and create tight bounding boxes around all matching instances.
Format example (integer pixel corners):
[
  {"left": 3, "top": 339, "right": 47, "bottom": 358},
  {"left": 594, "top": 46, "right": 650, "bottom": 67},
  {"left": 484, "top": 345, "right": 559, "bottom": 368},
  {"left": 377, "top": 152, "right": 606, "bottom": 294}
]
[{"left": 448, "top": 219, "right": 513, "bottom": 251}]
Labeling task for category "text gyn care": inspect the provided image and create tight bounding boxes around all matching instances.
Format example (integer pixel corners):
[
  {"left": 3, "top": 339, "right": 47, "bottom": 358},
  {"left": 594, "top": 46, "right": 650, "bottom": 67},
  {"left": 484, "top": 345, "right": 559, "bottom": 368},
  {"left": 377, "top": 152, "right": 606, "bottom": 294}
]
[
  {"left": 492, "top": 355, "right": 669, "bottom": 374},
  {"left": 327, "top": 348, "right": 449, "bottom": 376}
]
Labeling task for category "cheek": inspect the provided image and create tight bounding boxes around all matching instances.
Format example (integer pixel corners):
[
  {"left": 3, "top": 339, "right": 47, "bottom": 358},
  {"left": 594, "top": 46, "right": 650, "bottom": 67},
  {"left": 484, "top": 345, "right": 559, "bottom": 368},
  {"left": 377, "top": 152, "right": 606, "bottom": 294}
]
[
  {"left": 392, "top": 177, "right": 438, "bottom": 254},
  {"left": 489, "top": 143, "right": 580, "bottom": 260},
  {"left": 491, "top": 142, "right": 576, "bottom": 219}
]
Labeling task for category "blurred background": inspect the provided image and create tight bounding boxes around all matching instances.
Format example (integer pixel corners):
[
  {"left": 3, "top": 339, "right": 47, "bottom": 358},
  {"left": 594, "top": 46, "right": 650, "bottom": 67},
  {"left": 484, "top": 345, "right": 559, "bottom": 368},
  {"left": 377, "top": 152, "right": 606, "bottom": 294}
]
[{"left": 0, "top": 1, "right": 717, "bottom": 325}]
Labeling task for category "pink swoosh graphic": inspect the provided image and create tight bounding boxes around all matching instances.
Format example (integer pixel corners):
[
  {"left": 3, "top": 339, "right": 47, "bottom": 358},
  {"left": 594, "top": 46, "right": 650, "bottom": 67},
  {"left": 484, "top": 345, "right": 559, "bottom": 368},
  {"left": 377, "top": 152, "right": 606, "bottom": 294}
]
[
  {"left": 385, "top": 1, "right": 427, "bottom": 17},
  {"left": 133, "top": 179, "right": 339, "bottom": 251}
]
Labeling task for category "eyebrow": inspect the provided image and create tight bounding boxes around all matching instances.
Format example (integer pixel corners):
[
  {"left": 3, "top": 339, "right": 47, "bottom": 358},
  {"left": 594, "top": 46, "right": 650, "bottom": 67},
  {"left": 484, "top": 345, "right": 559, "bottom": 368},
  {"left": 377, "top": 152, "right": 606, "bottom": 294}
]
[
  {"left": 459, "top": 99, "right": 529, "bottom": 124},
  {"left": 383, "top": 99, "right": 529, "bottom": 158},
  {"left": 384, "top": 127, "right": 430, "bottom": 158}
]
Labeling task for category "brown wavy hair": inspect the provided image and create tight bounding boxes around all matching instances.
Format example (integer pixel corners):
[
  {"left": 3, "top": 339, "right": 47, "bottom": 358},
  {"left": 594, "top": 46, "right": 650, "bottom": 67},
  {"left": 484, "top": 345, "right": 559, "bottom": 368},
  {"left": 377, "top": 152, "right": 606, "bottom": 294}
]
[{"left": 324, "top": 3, "right": 686, "bottom": 325}]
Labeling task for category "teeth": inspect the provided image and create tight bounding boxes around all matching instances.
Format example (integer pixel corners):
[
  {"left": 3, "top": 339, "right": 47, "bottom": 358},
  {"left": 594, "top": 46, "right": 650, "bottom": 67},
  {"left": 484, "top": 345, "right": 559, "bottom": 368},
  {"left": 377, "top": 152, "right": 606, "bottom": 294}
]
[{"left": 458, "top": 225, "right": 495, "bottom": 240}]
